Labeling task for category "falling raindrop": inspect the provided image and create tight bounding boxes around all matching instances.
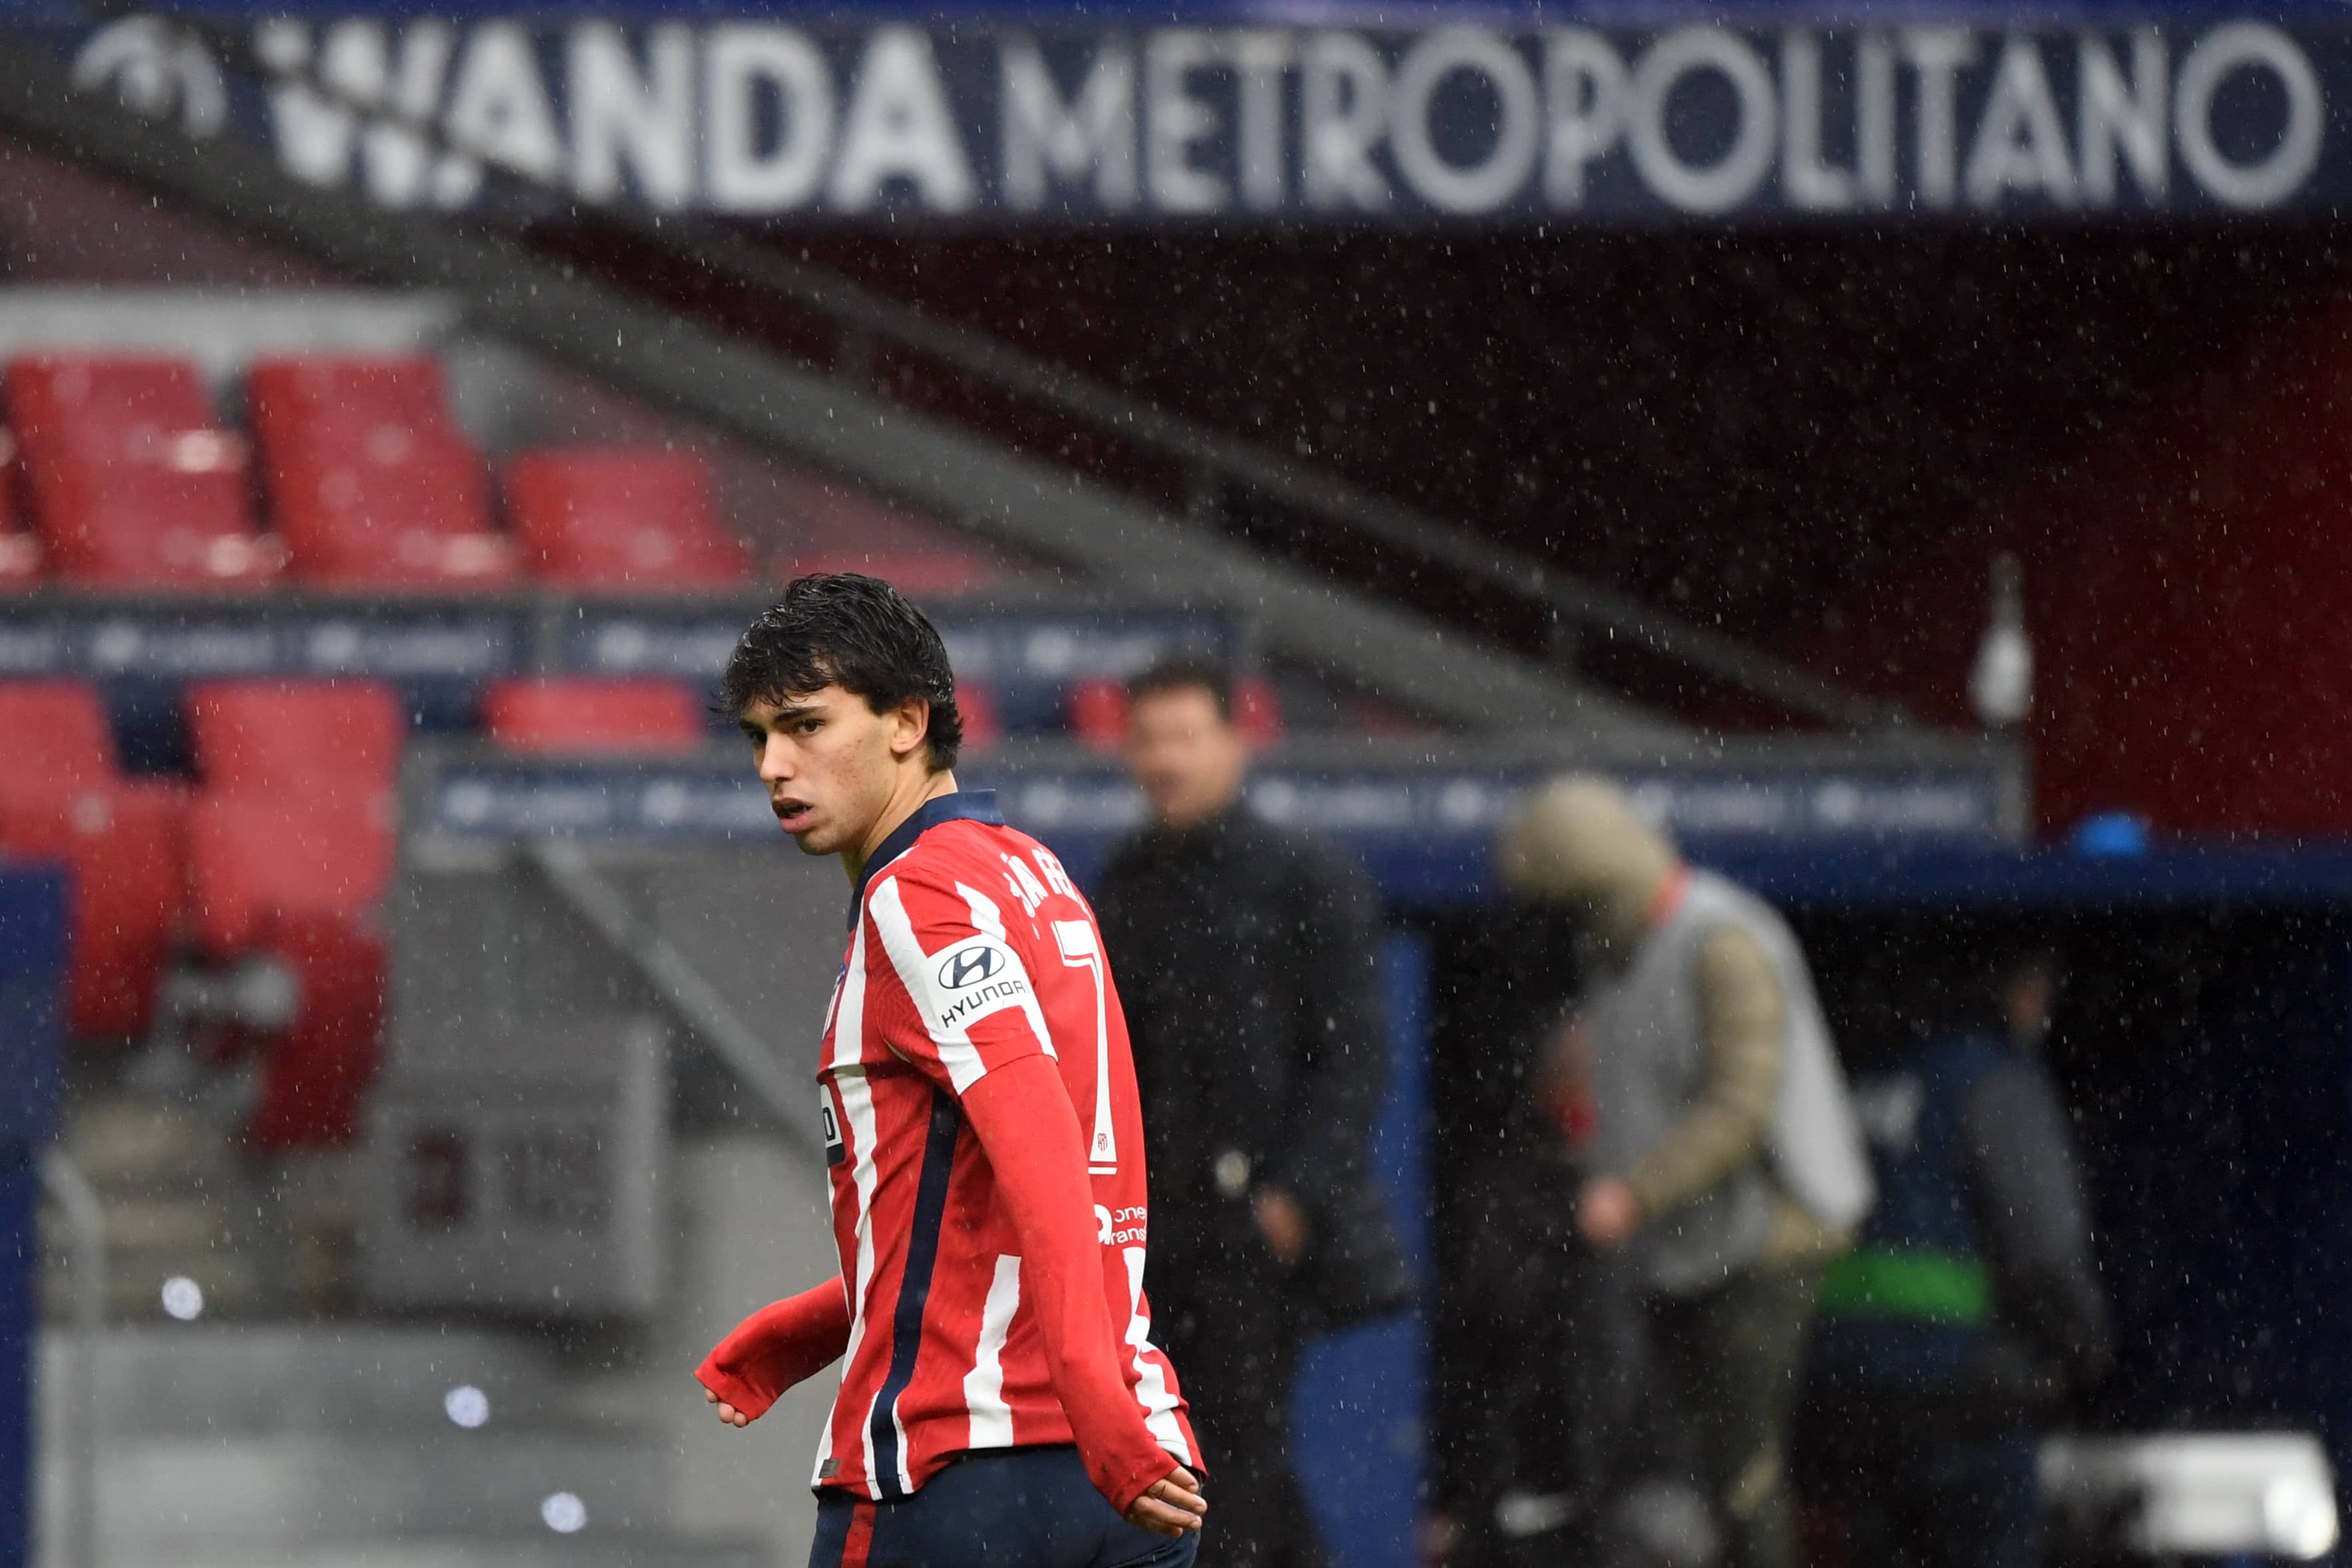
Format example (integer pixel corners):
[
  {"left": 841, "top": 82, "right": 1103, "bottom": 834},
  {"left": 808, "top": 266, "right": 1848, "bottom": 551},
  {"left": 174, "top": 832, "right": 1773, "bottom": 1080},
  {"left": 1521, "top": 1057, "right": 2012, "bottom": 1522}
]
[
  {"left": 443, "top": 1385, "right": 490, "bottom": 1429},
  {"left": 159, "top": 1275, "right": 204, "bottom": 1322}
]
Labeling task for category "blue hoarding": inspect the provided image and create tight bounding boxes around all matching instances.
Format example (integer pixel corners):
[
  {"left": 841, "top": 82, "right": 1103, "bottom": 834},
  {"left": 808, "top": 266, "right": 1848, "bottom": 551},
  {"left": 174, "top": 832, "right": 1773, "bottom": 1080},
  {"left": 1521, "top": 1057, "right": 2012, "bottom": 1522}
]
[
  {"left": 0, "top": 867, "right": 65, "bottom": 1568},
  {"left": 37, "top": 9, "right": 2352, "bottom": 224},
  {"left": 417, "top": 754, "right": 2015, "bottom": 898}
]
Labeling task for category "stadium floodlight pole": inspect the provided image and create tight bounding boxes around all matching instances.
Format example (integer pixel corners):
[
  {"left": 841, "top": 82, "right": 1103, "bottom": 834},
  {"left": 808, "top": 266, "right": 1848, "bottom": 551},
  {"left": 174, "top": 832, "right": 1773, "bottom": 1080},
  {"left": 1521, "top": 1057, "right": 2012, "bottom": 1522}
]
[{"left": 89, "top": 2, "right": 1911, "bottom": 735}]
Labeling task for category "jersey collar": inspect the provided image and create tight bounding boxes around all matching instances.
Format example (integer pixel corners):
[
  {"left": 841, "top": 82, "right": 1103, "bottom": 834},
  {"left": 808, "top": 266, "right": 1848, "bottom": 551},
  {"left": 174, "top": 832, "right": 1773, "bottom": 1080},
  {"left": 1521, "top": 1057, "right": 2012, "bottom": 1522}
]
[{"left": 849, "top": 789, "right": 1006, "bottom": 928}]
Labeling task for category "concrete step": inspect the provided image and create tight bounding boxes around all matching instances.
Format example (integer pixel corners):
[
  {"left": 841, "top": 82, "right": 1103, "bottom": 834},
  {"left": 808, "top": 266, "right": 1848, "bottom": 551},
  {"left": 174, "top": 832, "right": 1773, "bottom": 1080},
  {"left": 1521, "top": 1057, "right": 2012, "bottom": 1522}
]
[
  {"left": 35, "top": 1325, "right": 598, "bottom": 1436},
  {"left": 39, "top": 1244, "right": 268, "bottom": 1323},
  {"left": 43, "top": 1192, "right": 231, "bottom": 1253},
  {"left": 62, "top": 1097, "right": 231, "bottom": 1191},
  {"left": 51, "top": 1430, "right": 677, "bottom": 1542}
]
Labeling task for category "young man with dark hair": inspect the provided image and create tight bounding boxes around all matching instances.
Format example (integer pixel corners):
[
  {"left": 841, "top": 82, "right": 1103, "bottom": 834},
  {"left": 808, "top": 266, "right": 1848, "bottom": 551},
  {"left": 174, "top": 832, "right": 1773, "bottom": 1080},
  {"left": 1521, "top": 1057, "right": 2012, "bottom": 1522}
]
[{"left": 695, "top": 575, "right": 1206, "bottom": 1567}]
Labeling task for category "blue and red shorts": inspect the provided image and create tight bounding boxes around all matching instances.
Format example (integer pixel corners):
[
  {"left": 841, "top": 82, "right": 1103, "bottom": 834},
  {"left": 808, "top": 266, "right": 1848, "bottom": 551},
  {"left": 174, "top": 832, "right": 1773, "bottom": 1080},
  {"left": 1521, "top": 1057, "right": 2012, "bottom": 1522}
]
[{"left": 810, "top": 1445, "right": 1202, "bottom": 1568}]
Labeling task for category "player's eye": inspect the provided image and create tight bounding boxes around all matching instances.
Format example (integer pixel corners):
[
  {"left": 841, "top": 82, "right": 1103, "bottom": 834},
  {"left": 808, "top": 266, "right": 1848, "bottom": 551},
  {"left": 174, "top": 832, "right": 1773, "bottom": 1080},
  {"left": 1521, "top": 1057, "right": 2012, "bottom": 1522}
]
[{"left": 795, "top": 717, "right": 824, "bottom": 735}]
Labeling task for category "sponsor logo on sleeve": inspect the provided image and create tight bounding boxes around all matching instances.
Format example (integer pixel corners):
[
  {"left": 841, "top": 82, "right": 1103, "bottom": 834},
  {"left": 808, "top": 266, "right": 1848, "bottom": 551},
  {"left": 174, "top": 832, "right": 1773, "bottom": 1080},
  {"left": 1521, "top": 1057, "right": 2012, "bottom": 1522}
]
[
  {"left": 930, "top": 936, "right": 1032, "bottom": 1034},
  {"left": 938, "top": 945, "right": 1005, "bottom": 989}
]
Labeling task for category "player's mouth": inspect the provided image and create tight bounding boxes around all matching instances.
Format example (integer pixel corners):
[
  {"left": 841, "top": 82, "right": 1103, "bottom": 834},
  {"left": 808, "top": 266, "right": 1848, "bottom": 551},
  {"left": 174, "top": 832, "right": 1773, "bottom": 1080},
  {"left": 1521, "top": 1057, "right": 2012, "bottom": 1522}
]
[{"left": 771, "top": 797, "right": 817, "bottom": 834}]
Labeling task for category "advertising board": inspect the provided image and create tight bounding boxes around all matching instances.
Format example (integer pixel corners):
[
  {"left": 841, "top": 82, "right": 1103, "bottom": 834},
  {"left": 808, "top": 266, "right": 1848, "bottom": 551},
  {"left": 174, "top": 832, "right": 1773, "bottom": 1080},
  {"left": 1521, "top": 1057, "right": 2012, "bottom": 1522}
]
[{"left": 40, "top": 7, "right": 2352, "bottom": 223}]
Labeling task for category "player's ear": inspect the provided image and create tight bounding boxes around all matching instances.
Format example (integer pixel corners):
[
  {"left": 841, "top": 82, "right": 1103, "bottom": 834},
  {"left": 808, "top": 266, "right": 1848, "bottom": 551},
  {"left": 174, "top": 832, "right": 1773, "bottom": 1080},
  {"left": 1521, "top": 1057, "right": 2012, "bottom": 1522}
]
[{"left": 888, "top": 695, "right": 932, "bottom": 762}]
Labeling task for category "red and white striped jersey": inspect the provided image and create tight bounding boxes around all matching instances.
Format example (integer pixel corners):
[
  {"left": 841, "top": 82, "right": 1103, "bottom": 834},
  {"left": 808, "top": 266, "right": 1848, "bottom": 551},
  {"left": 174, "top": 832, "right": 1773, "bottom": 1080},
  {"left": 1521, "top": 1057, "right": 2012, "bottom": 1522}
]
[{"left": 809, "top": 790, "right": 1196, "bottom": 1501}]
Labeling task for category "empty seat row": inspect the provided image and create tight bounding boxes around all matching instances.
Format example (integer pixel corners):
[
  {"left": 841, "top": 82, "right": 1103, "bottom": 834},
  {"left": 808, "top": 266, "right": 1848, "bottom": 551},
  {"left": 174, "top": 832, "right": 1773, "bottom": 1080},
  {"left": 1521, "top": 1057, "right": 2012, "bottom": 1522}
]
[
  {"left": 0, "top": 353, "right": 995, "bottom": 595},
  {"left": 3, "top": 353, "right": 749, "bottom": 592}
]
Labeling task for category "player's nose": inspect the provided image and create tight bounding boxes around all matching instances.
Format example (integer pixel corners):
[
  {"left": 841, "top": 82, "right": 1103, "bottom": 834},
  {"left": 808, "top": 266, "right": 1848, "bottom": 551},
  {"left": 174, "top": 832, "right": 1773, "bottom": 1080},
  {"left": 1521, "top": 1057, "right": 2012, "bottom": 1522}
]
[{"left": 756, "top": 734, "right": 795, "bottom": 781}]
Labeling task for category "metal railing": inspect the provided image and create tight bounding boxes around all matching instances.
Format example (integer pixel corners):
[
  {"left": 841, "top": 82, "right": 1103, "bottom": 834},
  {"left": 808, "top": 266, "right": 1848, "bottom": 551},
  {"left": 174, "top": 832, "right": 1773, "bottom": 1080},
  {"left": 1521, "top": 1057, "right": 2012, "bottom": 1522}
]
[
  {"left": 558, "top": 227, "right": 1916, "bottom": 732},
  {"left": 37, "top": 1149, "right": 102, "bottom": 1568},
  {"left": 82, "top": 4, "right": 1908, "bottom": 733},
  {"left": 527, "top": 841, "right": 815, "bottom": 1148}
]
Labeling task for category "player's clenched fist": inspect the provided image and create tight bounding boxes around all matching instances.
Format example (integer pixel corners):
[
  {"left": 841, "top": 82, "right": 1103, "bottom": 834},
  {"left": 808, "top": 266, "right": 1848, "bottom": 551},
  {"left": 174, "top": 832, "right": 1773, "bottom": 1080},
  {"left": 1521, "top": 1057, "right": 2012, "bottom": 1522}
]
[
  {"left": 1124, "top": 1465, "right": 1207, "bottom": 1537},
  {"left": 704, "top": 1386, "right": 753, "bottom": 1428}
]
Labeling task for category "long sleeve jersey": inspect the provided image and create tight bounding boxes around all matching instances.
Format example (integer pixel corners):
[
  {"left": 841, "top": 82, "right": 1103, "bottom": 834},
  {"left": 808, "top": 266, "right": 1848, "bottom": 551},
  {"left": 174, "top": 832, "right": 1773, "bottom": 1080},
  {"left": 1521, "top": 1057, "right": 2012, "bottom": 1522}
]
[{"left": 699, "top": 791, "right": 1196, "bottom": 1515}]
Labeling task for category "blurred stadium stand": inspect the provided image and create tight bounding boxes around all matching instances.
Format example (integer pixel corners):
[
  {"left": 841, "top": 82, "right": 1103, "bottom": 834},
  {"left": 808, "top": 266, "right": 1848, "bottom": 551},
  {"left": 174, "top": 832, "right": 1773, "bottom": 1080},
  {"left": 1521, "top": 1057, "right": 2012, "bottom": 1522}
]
[{"left": 29, "top": 13, "right": 2330, "bottom": 1567}]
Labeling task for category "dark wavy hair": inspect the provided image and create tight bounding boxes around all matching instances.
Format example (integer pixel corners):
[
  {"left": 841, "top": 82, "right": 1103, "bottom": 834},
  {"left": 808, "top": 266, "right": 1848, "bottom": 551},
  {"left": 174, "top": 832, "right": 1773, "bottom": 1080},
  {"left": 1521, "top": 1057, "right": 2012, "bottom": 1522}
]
[
  {"left": 719, "top": 573, "right": 964, "bottom": 771},
  {"left": 1126, "top": 653, "right": 1233, "bottom": 720}
]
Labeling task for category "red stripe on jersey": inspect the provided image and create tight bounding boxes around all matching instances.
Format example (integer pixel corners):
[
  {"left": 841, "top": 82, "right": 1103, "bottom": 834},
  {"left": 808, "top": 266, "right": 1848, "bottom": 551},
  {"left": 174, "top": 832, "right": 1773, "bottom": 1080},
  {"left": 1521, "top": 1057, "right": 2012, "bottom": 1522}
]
[{"left": 811, "top": 801, "right": 1197, "bottom": 1501}]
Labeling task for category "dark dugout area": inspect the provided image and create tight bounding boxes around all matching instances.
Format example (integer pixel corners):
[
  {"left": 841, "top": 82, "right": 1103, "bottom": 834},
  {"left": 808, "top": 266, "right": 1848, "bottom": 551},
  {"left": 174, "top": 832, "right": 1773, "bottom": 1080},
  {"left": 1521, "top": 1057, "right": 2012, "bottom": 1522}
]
[{"left": 1414, "top": 892, "right": 2352, "bottom": 1567}]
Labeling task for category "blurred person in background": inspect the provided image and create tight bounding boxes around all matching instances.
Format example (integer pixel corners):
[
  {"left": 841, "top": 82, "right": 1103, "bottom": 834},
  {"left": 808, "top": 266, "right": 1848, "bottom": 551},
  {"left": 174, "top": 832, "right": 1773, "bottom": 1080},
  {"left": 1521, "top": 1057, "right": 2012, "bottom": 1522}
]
[
  {"left": 1094, "top": 656, "right": 1412, "bottom": 1568},
  {"left": 1499, "top": 779, "right": 1874, "bottom": 1568},
  {"left": 1797, "top": 943, "right": 2111, "bottom": 1568}
]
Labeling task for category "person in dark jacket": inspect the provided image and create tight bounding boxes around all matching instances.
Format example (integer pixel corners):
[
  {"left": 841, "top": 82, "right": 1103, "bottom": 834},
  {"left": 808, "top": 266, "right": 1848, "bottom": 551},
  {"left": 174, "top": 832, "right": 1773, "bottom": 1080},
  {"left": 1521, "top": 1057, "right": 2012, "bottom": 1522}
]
[
  {"left": 1799, "top": 946, "right": 2111, "bottom": 1568},
  {"left": 1093, "top": 656, "right": 1410, "bottom": 1568}
]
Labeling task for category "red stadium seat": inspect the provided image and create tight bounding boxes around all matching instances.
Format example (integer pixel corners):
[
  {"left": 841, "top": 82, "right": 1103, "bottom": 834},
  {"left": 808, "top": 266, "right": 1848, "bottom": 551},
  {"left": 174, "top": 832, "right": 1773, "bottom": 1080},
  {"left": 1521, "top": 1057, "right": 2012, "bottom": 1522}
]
[
  {"left": 6, "top": 354, "right": 283, "bottom": 589},
  {"left": 1234, "top": 676, "right": 1285, "bottom": 746},
  {"left": 0, "top": 682, "right": 185, "bottom": 1039},
  {"left": 1067, "top": 678, "right": 1128, "bottom": 753},
  {"left": 0, "top": 430, "right": 42, "bottom": 588},
  {"left": 504, "top": 449, "right": 751, "bottom": 591},
  {"left": 187, "top": 680, "right": 406, "bottom": 800},
  {"left": 185, "top": 793, "right": 395, "bottom": 958},
  {"left": 957, "top": 682, "right": 1003, "bottom": 754},
  {"left": 247, "top": 355, "right": 513, "bottom": 590},
  {"left": 483, "top": 678, "right": 706, "bottom": 755},
  {"left": 0, "top": 682, "right": 118, "bottom": 805},
  {"left": 183, "top": 680, "right": 407, "bottom": 1146},
  {"left": 243, "top": 908, "right": 386, "bottom": 1150},
  {"left": 5, "top": 784, "right": 186, "bottom": 1040},
  {"left": 186, "top": 798, "right": 391, "bottom": 1149}
]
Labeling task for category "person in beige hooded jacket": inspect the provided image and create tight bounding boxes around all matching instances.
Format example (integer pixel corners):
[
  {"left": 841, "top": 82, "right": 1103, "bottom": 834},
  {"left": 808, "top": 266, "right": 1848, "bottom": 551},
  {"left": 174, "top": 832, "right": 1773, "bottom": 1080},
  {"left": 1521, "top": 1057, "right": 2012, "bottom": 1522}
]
[{"left": 1500, "top": 777, "right": 1872, "bottom": 1568}]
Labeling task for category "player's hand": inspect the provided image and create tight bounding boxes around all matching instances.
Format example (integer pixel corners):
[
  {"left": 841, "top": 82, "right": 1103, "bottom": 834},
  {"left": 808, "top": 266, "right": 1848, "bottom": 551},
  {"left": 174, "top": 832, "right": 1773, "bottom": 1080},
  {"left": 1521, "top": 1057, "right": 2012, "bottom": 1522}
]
[
  {"left": 1577, "top": 1175, "right": 1641, "bottom": 1249},
  {"left": 1253, "top": 1187, "right": 1311, "bottom": 1265},
  {"left": 704, "top": 1385, "right": 753, "bottom": 1428},
  {"left": 1124, "top": 1464, "right": 1207, "bottom": 1537}
]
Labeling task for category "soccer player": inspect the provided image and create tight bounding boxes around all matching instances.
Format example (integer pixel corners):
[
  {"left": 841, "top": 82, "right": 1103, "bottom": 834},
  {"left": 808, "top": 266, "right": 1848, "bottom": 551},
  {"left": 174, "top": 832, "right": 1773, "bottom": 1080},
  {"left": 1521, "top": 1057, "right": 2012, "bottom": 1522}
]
[{"left": 693, "top": 575, "right": 1206, "bottom": 1568}]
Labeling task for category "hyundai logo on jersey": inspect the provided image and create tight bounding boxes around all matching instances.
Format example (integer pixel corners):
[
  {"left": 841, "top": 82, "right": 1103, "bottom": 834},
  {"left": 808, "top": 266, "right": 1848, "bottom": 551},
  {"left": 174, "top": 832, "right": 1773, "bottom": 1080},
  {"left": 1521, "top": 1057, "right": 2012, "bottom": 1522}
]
[{"left": 938, "top": 945, "right": 1005, "bottom": 989}]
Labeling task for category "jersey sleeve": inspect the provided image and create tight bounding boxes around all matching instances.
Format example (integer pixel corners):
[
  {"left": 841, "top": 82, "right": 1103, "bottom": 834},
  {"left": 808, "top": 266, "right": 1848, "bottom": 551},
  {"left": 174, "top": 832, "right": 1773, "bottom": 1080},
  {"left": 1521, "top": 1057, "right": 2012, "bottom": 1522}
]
[
  {"left": 864, "top": 864, "right": 1059, "bottom": 1095},
  {"left": 695, "top": 1279, "right": 854, "bottom": 1419}
]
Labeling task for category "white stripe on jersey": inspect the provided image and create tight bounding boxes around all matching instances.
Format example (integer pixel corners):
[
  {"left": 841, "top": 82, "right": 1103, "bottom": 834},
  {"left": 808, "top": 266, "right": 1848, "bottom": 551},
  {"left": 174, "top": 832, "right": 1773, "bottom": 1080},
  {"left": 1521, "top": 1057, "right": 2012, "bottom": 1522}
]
[
  {"left": 1120, "top": 1246, "right": 1194, "bottom": 1466},
  {"left": 1050, "top": 919, "right": 1117, "bottom": 1171},
  {"left": 813, "top": 914, "right": 888, "bottom": 1494},
  {"left": 962, "top": 1253, "right": 1023, "bottom": 1450},
  {"left": 956, "top": 881, "right": 1007, "bottom": 938},
  {"left": 868, "top": 875, "right": 1052, "bottom": 1091}
]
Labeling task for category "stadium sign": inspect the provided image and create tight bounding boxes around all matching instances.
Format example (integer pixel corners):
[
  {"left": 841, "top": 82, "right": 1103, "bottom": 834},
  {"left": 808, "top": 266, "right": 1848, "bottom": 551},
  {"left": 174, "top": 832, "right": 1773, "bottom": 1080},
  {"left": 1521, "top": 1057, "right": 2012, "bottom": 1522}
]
[
  {"left": 0, "top": 595, "right": 1237, "bottom": 738},
  {"left": 55, "top": 12, "right": 2352, "bottom": 223},
  {"left": 417, "top": 755, "right": 2015, "bottom": 898}
]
